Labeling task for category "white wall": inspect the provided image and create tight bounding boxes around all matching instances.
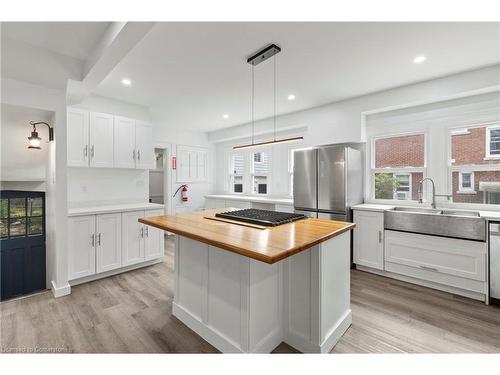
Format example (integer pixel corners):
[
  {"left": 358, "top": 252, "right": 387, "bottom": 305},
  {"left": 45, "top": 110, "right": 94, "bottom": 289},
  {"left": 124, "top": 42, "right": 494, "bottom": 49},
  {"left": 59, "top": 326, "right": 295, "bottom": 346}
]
[
  {"left": 67, "top": 168, "right": 149, "bottom": 207},
  {"left": 1, "top": 103, "right": 53, "bottom": 186},
  {"left": 211, "top": 65, "right": 500, "bottom": 197}
]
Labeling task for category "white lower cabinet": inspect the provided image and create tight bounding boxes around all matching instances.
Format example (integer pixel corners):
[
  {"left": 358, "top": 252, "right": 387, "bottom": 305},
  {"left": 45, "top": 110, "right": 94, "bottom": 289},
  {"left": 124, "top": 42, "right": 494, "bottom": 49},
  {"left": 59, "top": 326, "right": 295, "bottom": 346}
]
[
  {"left": 122, "top": 210, "right": 146, "bottom": 266},
  {"left": 353, "top": 210, "right": 384, "bottom": 270},
  {"left": 96, "top": 213, "right": 122, "bottom": 273},
  {"left": 145, "top": 209, "right": 165, "bottom": 260},
  {"left": 68, "top": 215, "right": 96, "bottom": 280},
  {"left": 69, "top": 209, "right": 164, "bottom": 281}
]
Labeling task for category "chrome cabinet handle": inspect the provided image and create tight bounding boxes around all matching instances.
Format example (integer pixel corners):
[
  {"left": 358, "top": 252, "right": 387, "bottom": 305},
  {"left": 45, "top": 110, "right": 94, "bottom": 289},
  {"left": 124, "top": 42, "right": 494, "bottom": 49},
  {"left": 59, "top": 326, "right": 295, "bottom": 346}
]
[
  {"left": 133, "top": 149, "right": 136, "bottom": 160},
  {"left": 419, "top": 265, "right": 439, "bottom": 272},
  {"left": 91, "top": 233, "right": 95, "bottom": 247},
  {"left": 378, "top": 231, "right": 382, "bottom": 243},
  {"left": 90, "top": 145, "right": 95, "bottom": 158},
  {"left": 84, "top": 145, "right": 88, "bottom": 159},
  {"left": 138, "top": 150, "right": 141, "bottom": 161},
  {"left": 146, "top": 226, "right": 149, "bottom": 237},
  {"left": 97, "top": 233, "right": 101, "bottom": 246},
  {"left": 140, "top": 227, "right": 144, "bottom": 238}
]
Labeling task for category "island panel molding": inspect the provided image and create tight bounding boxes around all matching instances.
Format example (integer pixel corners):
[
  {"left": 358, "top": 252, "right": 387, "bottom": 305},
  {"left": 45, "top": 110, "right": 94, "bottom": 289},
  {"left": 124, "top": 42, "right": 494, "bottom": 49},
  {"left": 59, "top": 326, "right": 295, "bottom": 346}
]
[{"left": 139, "top": 209, "right": 355, "bottom": 264}]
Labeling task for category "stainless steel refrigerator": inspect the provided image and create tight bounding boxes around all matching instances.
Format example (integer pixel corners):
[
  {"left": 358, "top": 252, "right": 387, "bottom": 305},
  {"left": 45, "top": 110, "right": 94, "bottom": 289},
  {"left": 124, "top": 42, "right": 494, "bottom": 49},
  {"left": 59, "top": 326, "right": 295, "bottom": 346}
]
[{"left": 293, "top": 144, "right": 363, "bottom": 221}]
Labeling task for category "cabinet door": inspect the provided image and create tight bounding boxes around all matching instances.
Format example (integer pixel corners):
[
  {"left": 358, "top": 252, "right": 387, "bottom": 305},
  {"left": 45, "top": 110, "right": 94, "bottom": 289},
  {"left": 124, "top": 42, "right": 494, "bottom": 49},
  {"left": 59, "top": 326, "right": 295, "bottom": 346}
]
[
  {"left": 122, "top": 210, "right": 145, "bottom": 266},
  {"left": 96, "top": 213, "right": 122, "bottom": 273},
  {"left": 67, "top": 108, "right": 89, "bottom": 167},
  {"left": 135, "top": 121, "right": 154, "bottom": 169},
  {"left": 353, "top": 210, "right": 384, "bottom": 270},
  {"left": 113, "top": 116, "right": 136, "bottom": 169},
  {"left": 68, "top": 215, "right": 96, "bottom": 280},
  {"left": 89, "top": 112, "right": 114, "bottom": 168},
  {"left": 145, "top": 209, "right": 164, "bottom": 260}
]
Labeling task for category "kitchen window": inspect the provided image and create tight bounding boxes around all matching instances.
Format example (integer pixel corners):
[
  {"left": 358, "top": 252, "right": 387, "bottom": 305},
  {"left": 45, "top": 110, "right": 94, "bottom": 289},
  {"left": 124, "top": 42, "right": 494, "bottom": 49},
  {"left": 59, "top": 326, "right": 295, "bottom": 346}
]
[
  {"left": 251, "top": 151, "right": 271, "bottom": 194},
  {"left": 229, "top": 153, "right": 245, "bottom": 193},
  {"left": 371, "top": 133, "right": 426, "bottom": 201},
  {"left": 451, "top": 124, "right": 500, "bottom": 204}
]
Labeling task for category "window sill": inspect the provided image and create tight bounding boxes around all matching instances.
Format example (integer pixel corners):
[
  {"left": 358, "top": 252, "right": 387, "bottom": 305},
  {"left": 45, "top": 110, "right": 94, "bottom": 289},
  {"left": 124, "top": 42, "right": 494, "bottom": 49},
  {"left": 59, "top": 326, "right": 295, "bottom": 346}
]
[
  {"left": 483, "top": 156, "right": 500, "bottom": 160},
  {"left": 456, "top": 190, "right": 477, "bottom": 195}
]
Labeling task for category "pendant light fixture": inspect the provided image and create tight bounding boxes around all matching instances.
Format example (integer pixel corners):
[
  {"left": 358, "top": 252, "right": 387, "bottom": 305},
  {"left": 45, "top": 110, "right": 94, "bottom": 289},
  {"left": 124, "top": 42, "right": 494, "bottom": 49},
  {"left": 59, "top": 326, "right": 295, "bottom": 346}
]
[
  {"left": 233, "top": 44, "right": 303, "bottom": 150},
  {"left": 27, "top": 121, "right": 54, "bottom": 150}
]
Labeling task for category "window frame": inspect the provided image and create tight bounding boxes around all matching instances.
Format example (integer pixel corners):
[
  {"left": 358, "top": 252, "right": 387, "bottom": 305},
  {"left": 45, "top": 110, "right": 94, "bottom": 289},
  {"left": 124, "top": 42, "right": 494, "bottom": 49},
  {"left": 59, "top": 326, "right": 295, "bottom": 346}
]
[
  {"left": 457, "top": 171, "right": 475, "bottom": 194},
  {"left": 486, "top": 124, "right": 500, "bottom": 159},
  {"left": 370, "top": 131, "right": 427, "bottom": 203},
  {"left": 228, "top": 152, "right": 245, "bottom": 194}
]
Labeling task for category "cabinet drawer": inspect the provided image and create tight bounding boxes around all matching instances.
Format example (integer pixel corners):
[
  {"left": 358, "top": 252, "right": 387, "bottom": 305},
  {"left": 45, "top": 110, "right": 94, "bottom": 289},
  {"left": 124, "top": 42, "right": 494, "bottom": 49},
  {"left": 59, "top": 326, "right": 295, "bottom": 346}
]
[{"left": 384, "top": 230, "right": 486, "bottom": 281}]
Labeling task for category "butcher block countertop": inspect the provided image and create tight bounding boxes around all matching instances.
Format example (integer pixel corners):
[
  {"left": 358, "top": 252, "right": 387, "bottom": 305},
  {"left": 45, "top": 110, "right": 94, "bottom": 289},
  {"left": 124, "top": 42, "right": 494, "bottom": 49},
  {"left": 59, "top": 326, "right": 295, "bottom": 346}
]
[{"left": 139, "top": 209, "right": 355, "bottom": 264}]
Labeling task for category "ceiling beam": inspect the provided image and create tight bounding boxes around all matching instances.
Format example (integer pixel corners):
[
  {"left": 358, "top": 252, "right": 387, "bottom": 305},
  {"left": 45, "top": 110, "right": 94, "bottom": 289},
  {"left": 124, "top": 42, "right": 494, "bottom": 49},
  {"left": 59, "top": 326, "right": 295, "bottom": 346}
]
[{"left": 66, "top": 22, "right": 156, "bottom": 105}]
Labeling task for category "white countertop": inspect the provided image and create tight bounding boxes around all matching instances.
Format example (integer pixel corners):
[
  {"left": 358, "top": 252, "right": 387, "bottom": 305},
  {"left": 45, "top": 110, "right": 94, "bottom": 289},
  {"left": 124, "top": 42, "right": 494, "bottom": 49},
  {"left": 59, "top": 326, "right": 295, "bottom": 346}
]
[
  {"left": 352, "top": 203, "right": 500, "bottom": 221},
  {"left": 205, "top": 194, "right": 293, "bottom": 206},
  {"left": 68, "top": 202, "right": 165, "bottom": 217}
]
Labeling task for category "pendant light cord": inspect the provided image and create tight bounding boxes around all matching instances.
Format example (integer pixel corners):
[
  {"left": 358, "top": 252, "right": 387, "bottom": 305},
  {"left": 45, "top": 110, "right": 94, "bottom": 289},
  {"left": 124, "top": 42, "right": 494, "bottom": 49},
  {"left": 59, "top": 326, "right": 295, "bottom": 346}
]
[
  {"left": 251, "top": 64, "right": 255, "bottom": 145},
  {"left": 273, "top": 53, "right": 277, "bottom": 142}
]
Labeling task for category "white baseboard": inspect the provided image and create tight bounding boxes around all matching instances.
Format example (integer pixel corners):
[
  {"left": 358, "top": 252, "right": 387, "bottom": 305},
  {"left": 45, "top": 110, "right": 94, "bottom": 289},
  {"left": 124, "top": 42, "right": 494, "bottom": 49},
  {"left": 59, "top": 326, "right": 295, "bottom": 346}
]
[{"left": 51, "top": 280, "right": 71, "bottom": 298}]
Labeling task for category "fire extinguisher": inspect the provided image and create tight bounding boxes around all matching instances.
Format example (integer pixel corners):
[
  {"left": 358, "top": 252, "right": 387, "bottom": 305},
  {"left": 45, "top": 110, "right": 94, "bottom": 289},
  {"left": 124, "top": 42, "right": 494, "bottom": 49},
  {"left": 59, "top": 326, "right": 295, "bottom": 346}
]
[{"left": 173, "top": 184, "right": 188, "bottom": 204}]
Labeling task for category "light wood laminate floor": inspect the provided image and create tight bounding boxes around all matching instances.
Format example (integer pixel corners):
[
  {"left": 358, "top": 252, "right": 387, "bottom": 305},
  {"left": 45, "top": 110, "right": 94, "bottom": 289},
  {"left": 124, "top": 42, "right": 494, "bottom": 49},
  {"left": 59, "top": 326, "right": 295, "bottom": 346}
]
[{"left": 1, "top": 237, "right": 500, "bottom": 353}]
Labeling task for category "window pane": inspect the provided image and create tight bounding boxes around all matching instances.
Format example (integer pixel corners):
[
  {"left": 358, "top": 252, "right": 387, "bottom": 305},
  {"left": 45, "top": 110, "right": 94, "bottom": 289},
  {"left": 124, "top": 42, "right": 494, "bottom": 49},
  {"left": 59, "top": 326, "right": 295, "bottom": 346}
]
[
  {"left": 375, "top": 134, "right": 425, "bottom": 168},
  {"left": 453, "top": 171, "right": 500, "bottom": 204},
  {"left": 461, "top": 173, "right": 472, "bottom": 188},
  {"left": 28, "top": 197, "right": 43, "bottom": 216},
  {"left": 232, "top": 154, "right": 244, "bottom": 175},
  {"left": 1, "top": 199, "right": 8, "bottom": 218},
  {"left": 451, "top": 126, "right": 500, "bottom": 165},
  {"left": 253, "top": 176, "right": 267, "bottom": 194},
  {"left": 375, "top": 172, "right": 422, "bottom": 201},
  {"left": 28, "top": 217, "right": 43, "bottom": 235},
  {"left": 9, "top": 198, "right": 26, "bottom": 218},
  {"left": 0, "top": 219, "right": 7, "bottom": 238},
  {"left": 253, "top": 151, "right": 270, "bottom": 174},
  {"left": 9, "top": 218, "right": 26, "bottom": 237},
  {"left": 233, "top": 175, "right": 243, "bottom": 193}
]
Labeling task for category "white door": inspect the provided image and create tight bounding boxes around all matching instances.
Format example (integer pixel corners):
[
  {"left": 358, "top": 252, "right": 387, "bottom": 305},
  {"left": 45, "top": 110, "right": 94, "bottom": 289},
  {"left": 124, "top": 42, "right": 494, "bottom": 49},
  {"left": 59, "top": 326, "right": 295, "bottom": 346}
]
[
  {"left": 144, "top": 209, "right": 164, "bottom": 260},
  {"left": 89, "top": 112, "right": 114, "bottom": 168},
  {"left": 135, "top": 121, "right": 154, "bottom": 169},
  {"left": 113, "top": 116, "right": 136, "bottom": 169},
  {"left": 353, "top": 210, "right": 384, "bottom": 270},
  {"left": 68, "top": 215, "right": 96, "bottom": 280},
  {"left": 67, "top": 108, "right": 89, "bottom": 167},
  {"left": 96, "top": 213, "right": 122, "bottom": 273},
  {"left": 122, "top": 210, "right": 145, "bottom": 266}
]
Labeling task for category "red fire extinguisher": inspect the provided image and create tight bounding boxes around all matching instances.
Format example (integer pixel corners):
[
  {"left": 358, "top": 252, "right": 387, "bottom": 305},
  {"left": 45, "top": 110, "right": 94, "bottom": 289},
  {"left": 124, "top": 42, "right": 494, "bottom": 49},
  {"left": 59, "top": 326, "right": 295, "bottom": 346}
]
[{"left": 173, "top": 184, "right": 188, "bottom": 204}]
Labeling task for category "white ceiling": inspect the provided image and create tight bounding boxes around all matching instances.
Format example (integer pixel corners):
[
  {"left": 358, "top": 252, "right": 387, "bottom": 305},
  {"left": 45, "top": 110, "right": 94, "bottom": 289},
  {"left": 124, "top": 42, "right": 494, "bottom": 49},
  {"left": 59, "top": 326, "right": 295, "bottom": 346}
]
[{"left": 1, "top": 22, "right": 111, "bottom": 60}]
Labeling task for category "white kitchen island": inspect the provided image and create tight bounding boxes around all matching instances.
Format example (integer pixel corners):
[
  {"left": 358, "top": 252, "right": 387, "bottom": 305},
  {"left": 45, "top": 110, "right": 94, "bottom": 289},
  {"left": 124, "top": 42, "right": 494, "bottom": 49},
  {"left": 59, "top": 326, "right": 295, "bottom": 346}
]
[{"left": 140, "top": 209, "right": 355, "bottom": 353}]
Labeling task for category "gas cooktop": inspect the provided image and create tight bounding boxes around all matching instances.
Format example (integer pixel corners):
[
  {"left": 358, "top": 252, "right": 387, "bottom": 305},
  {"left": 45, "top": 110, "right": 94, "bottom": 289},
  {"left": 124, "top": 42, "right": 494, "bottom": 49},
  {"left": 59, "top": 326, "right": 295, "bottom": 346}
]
[{"left": 215, "top": 209, "right": 306, "bottom": 227}]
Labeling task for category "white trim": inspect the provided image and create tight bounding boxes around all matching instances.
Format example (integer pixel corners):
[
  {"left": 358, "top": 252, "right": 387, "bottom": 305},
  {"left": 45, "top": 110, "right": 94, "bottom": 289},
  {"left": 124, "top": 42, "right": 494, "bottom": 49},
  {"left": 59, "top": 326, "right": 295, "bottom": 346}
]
[
  {"left": 51, "top": 280, "right": 71, "bottom": 298},
  {"left": 486, "top": 124, "right": 500, "bottom": 158}
]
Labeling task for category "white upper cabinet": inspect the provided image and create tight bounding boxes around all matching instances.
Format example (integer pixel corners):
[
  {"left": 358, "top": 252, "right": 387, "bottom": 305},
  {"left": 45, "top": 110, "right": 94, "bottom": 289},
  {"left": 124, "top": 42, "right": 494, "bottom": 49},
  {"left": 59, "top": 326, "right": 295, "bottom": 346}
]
[
  {"left": 176, "top": 145, "right": 208, "bottom": 183},
  {"left": 135, "top": 121, "right": 155, "bottom": 170},
  {"left": 67, "top": 108, "right": 90, "bottom": 167},
  {"left": 67, "top": 108, "right": 154, "bottom": 170},
  {"left": 89, "top": 112, "right": 114, "bottom": 168},
  {"left": 114, "top": 116, "right": 137, "bottom": 169}
]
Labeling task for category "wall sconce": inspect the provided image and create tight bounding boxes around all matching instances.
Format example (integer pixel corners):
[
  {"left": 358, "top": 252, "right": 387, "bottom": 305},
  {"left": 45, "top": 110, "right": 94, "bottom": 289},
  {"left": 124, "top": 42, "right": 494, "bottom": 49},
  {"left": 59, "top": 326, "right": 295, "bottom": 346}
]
[{"left": 28, "top": 121, "right": 53, "bottom": 150}]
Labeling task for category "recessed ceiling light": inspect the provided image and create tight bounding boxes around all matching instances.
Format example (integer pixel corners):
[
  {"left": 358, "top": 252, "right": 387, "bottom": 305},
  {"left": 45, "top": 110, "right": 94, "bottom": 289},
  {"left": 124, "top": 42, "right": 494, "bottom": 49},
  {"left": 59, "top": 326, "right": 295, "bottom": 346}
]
[
  {"left": 121, "top": 78, "right": 132, "bottom": 86},
  {"left": 413, "top": 55, "right": 426, "bottom": 64},
  {"left": 222, "top": 114, "right": 229, "bottom": 119},
  {"left": 287, "top": 94, "right": 296, "bottom": 101}
]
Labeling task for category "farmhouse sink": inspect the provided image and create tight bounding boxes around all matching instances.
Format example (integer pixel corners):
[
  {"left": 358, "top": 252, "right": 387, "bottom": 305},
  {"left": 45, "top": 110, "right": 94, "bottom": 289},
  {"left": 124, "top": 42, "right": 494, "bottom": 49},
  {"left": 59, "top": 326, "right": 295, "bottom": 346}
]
[{"left": 384, "top": 207, "right": 486, "bottom": 241}]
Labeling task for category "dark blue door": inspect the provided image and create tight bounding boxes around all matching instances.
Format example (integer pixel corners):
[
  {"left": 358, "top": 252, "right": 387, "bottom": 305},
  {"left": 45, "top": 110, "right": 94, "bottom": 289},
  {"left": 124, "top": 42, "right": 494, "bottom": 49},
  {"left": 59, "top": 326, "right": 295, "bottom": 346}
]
[{"left": 0, "top": 190, "right": 46, "bottom": 301}]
